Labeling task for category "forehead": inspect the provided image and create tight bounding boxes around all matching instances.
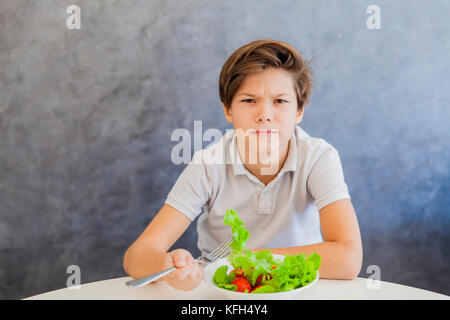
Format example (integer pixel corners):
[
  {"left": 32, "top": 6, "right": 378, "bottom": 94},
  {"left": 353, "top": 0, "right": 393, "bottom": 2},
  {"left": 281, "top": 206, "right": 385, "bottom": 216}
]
[{"left": 235, "top": 67, "right": 295, "bottom": 97}]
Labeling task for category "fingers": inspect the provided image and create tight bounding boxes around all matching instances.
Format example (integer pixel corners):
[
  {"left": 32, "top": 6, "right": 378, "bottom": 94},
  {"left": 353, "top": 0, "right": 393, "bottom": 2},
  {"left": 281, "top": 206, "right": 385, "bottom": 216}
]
[
  {"left": 167, "top": 249, "right": 195, "bottom": 281},
  {"left": 166, "top": 260, "right": 205, "bottom": 291},
  {"left": 189, "top": 260, "right": 203, "bottom": 280},
  {"left": 196, "top": 262, "right": 205, "bottom": 280},
  {"left": 163, "top": 249, "right": 205, "bottom": 292}
]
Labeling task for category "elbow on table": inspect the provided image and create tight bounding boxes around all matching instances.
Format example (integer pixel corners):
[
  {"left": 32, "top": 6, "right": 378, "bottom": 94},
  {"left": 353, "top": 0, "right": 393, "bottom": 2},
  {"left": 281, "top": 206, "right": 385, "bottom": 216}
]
[
  {"left": 123, "top": 247, "right": 132, "bottom": 276},
  {"left": 340, "top": 241, "right": 363, "bottom": 280},
  {"left": 340, "top": 263, "right": 361, "bottom": 280}
]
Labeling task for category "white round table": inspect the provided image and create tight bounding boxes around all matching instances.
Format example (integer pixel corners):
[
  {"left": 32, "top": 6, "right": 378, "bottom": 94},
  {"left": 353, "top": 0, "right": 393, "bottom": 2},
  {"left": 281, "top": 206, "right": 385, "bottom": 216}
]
[{"left": 24, "top": 276, "right": 449, "bottom": 300}]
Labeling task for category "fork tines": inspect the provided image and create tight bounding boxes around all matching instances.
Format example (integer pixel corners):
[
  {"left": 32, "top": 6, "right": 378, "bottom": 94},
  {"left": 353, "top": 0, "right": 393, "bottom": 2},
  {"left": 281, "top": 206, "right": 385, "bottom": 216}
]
[{"left": 206, "top": 238, "right": 233, "bottom": 261}]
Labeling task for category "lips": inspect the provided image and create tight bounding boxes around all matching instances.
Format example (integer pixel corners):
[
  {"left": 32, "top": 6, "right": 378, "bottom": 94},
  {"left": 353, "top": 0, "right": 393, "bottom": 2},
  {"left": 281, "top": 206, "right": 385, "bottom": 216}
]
[{"left": 254, "top": 128, "right": 279, "bottom": 135}]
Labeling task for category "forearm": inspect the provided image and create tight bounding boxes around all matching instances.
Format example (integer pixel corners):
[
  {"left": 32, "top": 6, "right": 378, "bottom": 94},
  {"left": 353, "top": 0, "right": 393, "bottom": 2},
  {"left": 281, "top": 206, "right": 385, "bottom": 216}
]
[
  {"left": 123, "top": 241, "right": 169, "bottom": 281},
  {"left": 251, "top": 240, "right": 362, "bottom": 280}
]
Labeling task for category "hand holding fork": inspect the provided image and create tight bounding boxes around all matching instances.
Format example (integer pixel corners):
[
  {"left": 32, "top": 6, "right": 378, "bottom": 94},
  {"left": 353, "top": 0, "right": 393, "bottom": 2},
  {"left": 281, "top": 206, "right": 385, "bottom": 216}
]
[{"left": 126, "top": 238, "right": 232, "bottom": 290}]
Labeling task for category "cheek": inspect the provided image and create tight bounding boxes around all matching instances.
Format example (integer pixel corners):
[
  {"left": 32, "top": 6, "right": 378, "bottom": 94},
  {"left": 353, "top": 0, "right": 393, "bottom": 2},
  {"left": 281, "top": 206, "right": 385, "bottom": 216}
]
[
  {"left": 276, "top": 109, "right": 296, "bottom": 122},
  {"left": 234, "top": 114, "right": 254, "bottom": 130}
]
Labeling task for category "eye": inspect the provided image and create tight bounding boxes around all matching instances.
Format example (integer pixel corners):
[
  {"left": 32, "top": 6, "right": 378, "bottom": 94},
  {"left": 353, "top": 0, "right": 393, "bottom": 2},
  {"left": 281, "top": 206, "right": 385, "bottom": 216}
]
[
  {"left": 241, "top": 99, "right": 255, "bottom": 103},
  {"left": 275, "top": 99, "right": 287, "bottom": 104}
]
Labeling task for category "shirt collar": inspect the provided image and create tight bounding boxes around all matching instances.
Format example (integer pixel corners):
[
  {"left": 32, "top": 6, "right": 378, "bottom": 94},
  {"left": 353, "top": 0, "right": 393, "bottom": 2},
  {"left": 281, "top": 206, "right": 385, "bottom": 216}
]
[
  {"left": 228, "top": 128, "right": 298, "bottom": 176},
  {"left": 228, "top": 132, "right": 247, "bottom": 176}
]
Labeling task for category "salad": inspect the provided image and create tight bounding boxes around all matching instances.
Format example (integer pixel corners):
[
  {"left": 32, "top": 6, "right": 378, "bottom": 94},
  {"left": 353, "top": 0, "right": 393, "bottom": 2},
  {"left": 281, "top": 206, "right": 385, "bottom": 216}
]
[{"left": 213, "top": 209, "right": 321, "bottom": 293}]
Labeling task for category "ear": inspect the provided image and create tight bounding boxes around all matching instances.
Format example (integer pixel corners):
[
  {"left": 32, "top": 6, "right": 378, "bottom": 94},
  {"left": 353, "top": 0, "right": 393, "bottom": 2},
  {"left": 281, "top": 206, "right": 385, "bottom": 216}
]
[
  {"left": 222, "top": 102, "right": 233, "bottom": 124},
  {"left": 295, "top": 108, "right": 304, "bottom": 125}
]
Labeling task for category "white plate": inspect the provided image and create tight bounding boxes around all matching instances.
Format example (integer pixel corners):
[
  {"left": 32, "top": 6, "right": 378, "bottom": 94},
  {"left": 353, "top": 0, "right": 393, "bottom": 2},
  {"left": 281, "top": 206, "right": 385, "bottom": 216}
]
[{"left": 203, "top": 254, "right": 319, "bottom": 300}]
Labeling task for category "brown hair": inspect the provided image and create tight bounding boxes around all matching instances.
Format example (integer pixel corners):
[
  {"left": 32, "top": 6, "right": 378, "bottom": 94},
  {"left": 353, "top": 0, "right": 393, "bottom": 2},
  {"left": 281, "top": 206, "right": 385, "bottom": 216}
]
[{"left": 219, "top": 39, "right": 314, "bottom": 112}]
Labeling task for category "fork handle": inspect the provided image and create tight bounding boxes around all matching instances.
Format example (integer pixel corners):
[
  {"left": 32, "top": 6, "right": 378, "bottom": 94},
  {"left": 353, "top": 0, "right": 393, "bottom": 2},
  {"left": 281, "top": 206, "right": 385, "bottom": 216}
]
[{"left": 125, "top": 258, "right": 202, "bottom": 288}]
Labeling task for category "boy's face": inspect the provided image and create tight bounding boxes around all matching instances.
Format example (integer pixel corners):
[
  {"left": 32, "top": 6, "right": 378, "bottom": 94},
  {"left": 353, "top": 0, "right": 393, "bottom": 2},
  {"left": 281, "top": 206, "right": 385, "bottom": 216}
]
[{"left": 222, "top": 67, "right": 303, "bottom": 164}]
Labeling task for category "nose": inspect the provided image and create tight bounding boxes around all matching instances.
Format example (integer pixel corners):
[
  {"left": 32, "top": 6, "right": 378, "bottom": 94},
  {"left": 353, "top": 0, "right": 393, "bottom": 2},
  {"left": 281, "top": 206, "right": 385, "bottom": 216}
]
[
  {"left": 256, "top": 103, "right": 273, "bottom": 124},
  {"left": 256, "top": 114, "right": 273, "bottom": 123}
]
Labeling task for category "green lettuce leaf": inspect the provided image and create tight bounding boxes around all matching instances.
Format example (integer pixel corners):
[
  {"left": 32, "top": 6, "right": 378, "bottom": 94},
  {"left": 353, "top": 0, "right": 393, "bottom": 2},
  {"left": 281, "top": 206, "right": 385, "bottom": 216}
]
[
  {"left": 212, "top": 265, "right": 237, "bottom": 291},
  {"left": 251, "top": 284, "right": 277, "bottom": 293},
  {"left": 223, "top": 209, "right": 249, "bottom": 252}
]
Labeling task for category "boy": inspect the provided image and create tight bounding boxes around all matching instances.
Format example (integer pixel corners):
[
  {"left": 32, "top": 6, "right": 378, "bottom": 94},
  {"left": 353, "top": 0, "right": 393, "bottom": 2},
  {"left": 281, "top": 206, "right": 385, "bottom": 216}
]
[{"left": 123, "top": 39, "right": 363, "bottom": 291}]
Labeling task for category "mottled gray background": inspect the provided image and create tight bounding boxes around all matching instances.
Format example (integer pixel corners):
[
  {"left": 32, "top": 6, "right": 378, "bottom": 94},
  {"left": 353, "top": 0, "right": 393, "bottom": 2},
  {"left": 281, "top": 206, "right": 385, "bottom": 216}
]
[{"left": 0, "top": 0, "right": 449, "bottom": 299}]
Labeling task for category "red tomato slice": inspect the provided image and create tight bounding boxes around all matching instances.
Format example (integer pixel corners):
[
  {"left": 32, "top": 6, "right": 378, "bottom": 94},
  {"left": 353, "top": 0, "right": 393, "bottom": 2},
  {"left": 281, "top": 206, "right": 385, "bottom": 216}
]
[
  {"left": 231, "top": 277, "right": 252, "bottom": 293},
  {"left": 230, "top": 268, "right": 244, "bottom": 278},
  {"left": 255, "top": 273, "right": 273, "bottom": 286}
]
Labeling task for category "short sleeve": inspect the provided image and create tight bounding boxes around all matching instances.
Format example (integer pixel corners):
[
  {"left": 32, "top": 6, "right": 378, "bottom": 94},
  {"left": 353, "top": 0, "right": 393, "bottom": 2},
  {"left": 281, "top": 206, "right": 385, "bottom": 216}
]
[
  {"left": 307, "top": 147, "right": 351, "bottom": 211},
  {"left": 164, "top": 151, "right": 212, "bottom": 221}
]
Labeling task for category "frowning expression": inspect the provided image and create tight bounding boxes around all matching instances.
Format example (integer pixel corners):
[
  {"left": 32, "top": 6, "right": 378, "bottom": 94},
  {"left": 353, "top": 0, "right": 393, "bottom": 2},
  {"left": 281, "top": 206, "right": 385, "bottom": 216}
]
[{"left": 223, "top": 67, "right": 303, "bottom": 159}]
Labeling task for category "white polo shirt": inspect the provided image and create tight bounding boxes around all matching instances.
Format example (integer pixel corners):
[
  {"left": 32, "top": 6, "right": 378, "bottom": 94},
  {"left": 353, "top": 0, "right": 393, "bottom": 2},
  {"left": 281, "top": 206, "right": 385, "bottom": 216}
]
[{"left": 164, "top": 125, "right": 351, "bottom": 256}]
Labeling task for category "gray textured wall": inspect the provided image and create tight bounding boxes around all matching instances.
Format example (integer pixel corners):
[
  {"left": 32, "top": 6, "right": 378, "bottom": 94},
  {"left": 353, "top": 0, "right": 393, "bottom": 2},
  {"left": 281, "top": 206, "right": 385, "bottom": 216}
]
[{"left": 0, "top": 0, "right": 449, "bottom": 299}]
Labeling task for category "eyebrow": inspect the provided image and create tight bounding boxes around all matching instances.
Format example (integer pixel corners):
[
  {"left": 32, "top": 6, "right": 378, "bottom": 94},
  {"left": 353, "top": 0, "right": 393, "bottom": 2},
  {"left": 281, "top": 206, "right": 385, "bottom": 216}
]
[{"left": 237, "top": 93, "right": 291, "bottom": 98}]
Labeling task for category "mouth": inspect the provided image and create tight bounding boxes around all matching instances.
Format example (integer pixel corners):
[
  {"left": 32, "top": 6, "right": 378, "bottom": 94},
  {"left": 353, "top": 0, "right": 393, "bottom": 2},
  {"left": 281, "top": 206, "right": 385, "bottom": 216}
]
[{"left": 253, "top": 128, "right": 279, "bottom": 136}]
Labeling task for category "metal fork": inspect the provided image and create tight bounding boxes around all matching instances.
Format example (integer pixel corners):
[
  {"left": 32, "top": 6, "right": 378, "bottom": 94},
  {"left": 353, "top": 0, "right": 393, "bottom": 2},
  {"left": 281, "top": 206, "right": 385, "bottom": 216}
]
[{"left": 125, "top": 237, "right": 233, "bottom": 288}]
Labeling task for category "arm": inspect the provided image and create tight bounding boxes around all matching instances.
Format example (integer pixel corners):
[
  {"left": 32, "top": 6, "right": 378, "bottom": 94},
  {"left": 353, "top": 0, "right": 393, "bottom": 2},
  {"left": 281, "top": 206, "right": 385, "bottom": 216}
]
[
  {"left": 124, "top": 148, "right": 211, "bottom": 290},
  {"left": 123, "top": 204, "right": 202, "bottom": 287},
  {"left": 251, "top": 199, "right": 363, "bottom": 280}
]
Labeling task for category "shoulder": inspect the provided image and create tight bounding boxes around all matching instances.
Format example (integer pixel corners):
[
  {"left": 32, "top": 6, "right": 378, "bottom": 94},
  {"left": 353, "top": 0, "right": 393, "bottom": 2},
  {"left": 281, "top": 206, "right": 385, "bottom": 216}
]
[
  {"left": 294, "top": 126, "right": 340, "bottom": 167},
  {"left": 294, "top": 126, "right": 338, "bottom": 155}
]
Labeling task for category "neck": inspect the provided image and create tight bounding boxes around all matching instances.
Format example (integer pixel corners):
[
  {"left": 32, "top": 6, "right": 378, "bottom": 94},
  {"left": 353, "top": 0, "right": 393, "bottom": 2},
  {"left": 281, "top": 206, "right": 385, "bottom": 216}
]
[{"left": 238, "top": 139, "right": 290, "bottom": 185}]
